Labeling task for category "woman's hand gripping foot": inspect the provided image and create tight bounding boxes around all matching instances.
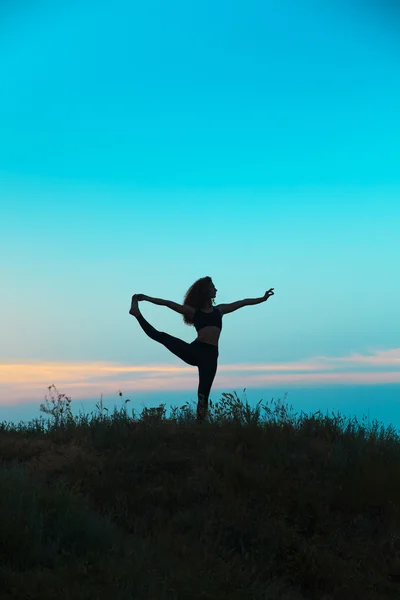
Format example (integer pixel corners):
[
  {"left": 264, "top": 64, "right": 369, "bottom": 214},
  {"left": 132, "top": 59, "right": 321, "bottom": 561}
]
[{"left": 129, "top": 294, "right": 141, "bottom": 317}]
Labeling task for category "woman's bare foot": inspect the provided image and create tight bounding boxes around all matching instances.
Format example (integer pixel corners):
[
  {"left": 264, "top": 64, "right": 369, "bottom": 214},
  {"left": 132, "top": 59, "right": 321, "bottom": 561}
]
[{"left": 129, "top": 295, "right": 141, "bottom": 317}]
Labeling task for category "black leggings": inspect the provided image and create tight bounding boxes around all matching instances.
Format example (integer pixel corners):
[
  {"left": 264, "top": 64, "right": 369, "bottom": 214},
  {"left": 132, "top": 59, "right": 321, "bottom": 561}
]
[{"left": 135, "top": 313, "right": 218, "bottom": 421}]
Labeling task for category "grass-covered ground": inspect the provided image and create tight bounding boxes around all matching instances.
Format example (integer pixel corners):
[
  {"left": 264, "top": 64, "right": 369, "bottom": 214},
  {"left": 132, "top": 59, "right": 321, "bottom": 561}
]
[{"left": 0, "top": 386, "right": 399, "bottom": 600}]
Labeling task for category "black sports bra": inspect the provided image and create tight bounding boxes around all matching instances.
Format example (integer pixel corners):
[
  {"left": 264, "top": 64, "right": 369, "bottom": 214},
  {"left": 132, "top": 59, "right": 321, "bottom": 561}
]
[{"left": 193, "top": 307, "right": 223, "bottom": 332}]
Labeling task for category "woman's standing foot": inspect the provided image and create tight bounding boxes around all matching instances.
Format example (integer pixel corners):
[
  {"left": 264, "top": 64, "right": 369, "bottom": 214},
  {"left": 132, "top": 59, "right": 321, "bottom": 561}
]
[{"left": 196, "top": 393, "right": 207, "bottom": 423}]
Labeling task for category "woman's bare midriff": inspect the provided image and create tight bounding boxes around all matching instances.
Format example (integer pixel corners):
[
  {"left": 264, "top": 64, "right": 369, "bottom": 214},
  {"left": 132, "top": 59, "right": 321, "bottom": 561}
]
[{"left": 195, "top": 326, "right": 220, "bottom": 347}]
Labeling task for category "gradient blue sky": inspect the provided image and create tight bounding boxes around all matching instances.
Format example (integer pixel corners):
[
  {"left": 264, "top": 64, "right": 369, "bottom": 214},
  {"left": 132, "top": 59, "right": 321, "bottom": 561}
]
[{"left": 1, "top": 1, "right": 399, "bottom": 427}]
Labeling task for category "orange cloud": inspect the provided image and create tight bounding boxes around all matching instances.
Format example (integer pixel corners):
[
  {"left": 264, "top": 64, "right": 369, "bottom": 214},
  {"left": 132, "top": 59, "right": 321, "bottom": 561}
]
[{"left": 1, "top": 347, "right": 400, "bottom": 405}]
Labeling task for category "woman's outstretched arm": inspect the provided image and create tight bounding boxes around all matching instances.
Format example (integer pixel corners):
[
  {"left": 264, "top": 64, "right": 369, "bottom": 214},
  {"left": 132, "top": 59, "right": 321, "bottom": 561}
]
[
  {"left": 217, "top": 288, "right": 274, "bottom": 315},
  {"left": 138, "top": 295, "right": 195, "bottom": 317}
]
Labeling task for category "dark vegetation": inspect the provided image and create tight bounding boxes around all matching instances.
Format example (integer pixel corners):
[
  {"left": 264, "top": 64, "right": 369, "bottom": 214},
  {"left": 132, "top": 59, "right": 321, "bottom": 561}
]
[{"left": 0, "top": 385, "right": 399, "bottom": 599}]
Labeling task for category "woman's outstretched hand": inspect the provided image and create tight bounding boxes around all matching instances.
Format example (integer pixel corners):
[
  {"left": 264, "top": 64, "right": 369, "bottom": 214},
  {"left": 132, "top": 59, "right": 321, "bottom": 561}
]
[{"left": 263, "top": 288, "right": 274, "bottom": 300}]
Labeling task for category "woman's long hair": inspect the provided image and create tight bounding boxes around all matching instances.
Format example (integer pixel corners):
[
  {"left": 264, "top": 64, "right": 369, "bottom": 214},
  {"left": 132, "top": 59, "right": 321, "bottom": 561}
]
[{"left": 182, "top": 276, "right": 214, "bottom": 325}]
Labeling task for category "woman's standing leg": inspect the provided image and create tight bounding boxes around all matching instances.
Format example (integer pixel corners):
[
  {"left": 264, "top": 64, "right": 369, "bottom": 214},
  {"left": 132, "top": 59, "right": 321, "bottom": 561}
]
[
  {"left": 196, "top": 358, "right": 218, "bottom": 422},
  {"left": 130, "top": 296, "right": 197, "bottom": 366}
]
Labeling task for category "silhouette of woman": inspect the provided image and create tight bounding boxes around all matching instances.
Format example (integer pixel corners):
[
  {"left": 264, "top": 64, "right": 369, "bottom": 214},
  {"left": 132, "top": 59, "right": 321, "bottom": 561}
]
[{"left": 129, "top": 276, "right": 274, "bottom": 422}]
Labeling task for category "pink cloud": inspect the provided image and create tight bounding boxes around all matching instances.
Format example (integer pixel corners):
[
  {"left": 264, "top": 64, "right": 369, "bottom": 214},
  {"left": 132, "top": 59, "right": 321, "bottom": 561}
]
[{"left": 1, "top": 347, "right": 400, "bottom": 405}]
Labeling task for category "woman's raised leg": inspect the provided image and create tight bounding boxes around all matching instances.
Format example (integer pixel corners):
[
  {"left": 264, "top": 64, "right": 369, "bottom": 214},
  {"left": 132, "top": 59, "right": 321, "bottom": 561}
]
[{"left": 130, "top": 295, "right": 197, "bottom": 366}]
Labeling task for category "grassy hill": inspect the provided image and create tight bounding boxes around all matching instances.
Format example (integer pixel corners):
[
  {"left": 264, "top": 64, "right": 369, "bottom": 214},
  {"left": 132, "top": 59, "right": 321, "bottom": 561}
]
[{"left": 0, "top": 388, "right": 399, "bottom": 600}]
